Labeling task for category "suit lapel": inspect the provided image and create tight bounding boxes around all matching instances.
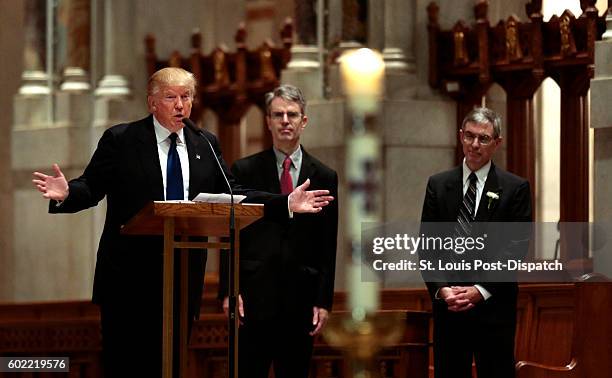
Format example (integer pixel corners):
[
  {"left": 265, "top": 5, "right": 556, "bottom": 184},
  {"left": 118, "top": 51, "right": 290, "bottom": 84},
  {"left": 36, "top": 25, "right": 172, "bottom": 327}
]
[
  {"left": 444, "top": 167, "right": 463, "bottom": 220},
  {"left": 184, "top": 126, "right": 209, "bottom": 200},
  {"left": 297, "top": 147, "right": 316, "bottom": 186},
  {"left": 135, "top": 116, "right": 164, "bottom": 200},
  {"left": 475, "top": 164, "right": 502, "bottom": 221},
  {"left": 259, "top": 149, "right": 281, "bottom": 193}
]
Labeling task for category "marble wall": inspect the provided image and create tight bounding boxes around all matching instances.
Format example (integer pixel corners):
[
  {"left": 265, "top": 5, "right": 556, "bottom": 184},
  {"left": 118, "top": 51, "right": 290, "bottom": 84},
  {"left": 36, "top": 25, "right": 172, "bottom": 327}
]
[{"left": 0, "top": 0, "right": 25, "bottom": 302}]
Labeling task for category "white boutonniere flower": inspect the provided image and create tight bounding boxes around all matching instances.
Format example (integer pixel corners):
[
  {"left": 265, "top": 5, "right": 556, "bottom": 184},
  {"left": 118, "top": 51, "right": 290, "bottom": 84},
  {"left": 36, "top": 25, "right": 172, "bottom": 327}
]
[{"left": 486, "top": 191, "right": 500, "bottom": 210}]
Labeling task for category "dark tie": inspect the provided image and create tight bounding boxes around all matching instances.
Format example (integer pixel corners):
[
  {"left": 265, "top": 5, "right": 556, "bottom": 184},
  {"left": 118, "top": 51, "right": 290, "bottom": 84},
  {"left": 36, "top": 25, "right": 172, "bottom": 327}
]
[
  {"left": 166, "top": 133, "right": 184, "bottom": 200},
  {"left": 280, "top": 155, "right": 293, "bottom": 195},
  {"left": 456, "top": 172, "right": 478, "bottom": 236}
]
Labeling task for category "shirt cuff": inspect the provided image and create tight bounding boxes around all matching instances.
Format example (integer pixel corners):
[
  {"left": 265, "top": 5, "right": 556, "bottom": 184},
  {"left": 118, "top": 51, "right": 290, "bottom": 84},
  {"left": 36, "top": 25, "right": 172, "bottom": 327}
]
[
  {"left": 434, "top": 287, "right": 443, "bottom": 299},
  {"left": 287, "top": 198, "right": 294, "bottom": 218},
  {"left": 474, "top": 284, "right": 491, "bottom": 300}
]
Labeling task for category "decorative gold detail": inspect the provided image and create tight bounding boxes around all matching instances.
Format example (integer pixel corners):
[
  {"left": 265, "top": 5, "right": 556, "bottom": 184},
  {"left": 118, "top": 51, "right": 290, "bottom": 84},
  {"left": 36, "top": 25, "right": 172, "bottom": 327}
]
[
  {"left": 259, "top": 44, "right": 277, "bottom": 82},
  {"left": 323, "top": 313, "right": 405, "bottom": 377},
  {"left": 212, "top": 48, "right": 230, "bottom": 87},
  {"left": 506, "top": 17, "right": 523, "bottom": 61},
  {"left": 453, "top": 25, "right": 470, "bottom": 66},
  {"left": 560, "top": 12, "right": 577, "bottom": 57}
]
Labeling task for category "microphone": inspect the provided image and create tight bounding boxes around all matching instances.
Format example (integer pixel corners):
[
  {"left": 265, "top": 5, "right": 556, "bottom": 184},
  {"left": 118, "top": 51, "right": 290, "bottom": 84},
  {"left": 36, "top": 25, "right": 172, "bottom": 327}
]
[
  {"left": 182, "top": 117, "right": 239, "bottom": 370},
  {"left": 181, "top": 117, "right": 234, "bottom": 208}
]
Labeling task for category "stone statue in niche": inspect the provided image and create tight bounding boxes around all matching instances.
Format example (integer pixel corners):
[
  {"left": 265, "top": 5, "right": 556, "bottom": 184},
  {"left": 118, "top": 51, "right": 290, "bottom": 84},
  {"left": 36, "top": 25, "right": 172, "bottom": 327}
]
[
  {"left": 341, "top": 0, "right": 367, "bottom": 44},
  {"left": 59, "top": 0, "right": 90, "bottom": 71},
  {"left": 506, "top": 17, "right": 523, "bottom": 62},
  {"left": 295, "top": 0, "right": 317, "bottom": 45},
  {"left": 23, "top": 0, "right": 47, "bottom": 72},
  {"left": 213, "top": 48, "right": 230, "bottom": 88}
]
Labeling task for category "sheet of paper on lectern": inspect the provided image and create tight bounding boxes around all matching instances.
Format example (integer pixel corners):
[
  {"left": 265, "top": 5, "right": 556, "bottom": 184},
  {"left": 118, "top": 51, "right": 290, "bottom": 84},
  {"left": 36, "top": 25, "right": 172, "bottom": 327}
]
[{"left": 192, "top": 193, "right": 246, "bottom": 204}]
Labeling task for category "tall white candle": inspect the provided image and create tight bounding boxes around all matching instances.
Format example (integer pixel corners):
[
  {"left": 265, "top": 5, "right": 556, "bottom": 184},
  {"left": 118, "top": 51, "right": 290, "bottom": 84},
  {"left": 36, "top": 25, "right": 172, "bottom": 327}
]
[{"left": 340, "top": 48, "right": 385, "bottom": 115}]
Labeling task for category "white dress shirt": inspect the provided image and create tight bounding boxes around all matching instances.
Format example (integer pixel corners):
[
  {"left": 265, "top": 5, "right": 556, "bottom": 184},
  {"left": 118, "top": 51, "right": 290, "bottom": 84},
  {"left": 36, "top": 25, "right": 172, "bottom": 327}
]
[
  {"left": 273, "top": 145, "right": 303, "bottom": 190},
  {"left": 153, "top": 116, "right": 190, "bottom": 200}
]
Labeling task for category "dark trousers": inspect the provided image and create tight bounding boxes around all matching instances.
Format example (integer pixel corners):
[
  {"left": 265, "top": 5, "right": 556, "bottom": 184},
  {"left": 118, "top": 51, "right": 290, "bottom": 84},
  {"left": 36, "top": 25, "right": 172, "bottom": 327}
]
[
  {"left": 433, "top": 309, "right": 516, "bottom": 378},
  {"left": 238, "top": 317, "right": 314, "bottom": 378},
  {"left": 99, "top": 298, "right": 163, "bottom": 378},
  {"left": 99, "top": 252, "right": 195, "bottom": 378}
]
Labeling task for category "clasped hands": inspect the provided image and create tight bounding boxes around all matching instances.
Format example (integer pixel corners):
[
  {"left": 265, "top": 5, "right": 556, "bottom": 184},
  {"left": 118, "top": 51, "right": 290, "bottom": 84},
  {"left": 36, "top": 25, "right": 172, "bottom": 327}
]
[{"left": 438, "top": 286, "right": 483, "bottom": 312}]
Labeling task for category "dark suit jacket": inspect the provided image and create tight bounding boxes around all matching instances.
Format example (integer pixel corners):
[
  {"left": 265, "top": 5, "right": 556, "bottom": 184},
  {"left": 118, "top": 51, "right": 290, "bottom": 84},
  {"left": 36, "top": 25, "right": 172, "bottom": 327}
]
[
  {"left": 221, "top": 147, "right": 338, "bottom": 326},
  {"left": 420, "top": 163, "right": 532, "bottom": 325},
  {"left": 49, "top": 115, "right": 288, "bottom": 320}
]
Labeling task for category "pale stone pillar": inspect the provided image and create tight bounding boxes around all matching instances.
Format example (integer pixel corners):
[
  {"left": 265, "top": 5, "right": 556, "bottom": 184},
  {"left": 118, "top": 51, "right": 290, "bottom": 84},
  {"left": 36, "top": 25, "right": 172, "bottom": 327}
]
[
  {"left": 591, "top": 8, "right": 612, "bottom": 276},
  {"left": 284, "top": 0, "right": 323, "bottom": 99},
  {"left": 60, "top": 0, "right": 91, "bottom": 91},
  {"left": 94, "top": 0, "right": 132, "bottom": 97},
  {"left": 19, "top": 0, "right": 50, "bottom": 95},
  {"left": 382, "top": 0, "right": 416, "bottom": 73},
  {"left": 603, "top": 8, "right": 612, "bottom": 40},
  {"left": 591, "top": 9, "right": 612, "bottom": 277}
]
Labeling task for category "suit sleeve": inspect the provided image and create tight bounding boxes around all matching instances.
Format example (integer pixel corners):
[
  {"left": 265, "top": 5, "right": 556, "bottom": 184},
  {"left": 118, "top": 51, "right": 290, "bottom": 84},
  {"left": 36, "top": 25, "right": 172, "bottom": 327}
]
[
  {"left": 478, "top": 180, "right": 532, "bottom": 296},
  {"left": 419, "top": 177, "right": 449, "bottom": 300},
  {"left": 315, "top": 172, "right": 338, "bottom": 310},
  {"left": 49, "top": 128, "right": 117, "bottom": 214},
  {"left": 205, "top": 133, "right": 289, "bottom": 220}
]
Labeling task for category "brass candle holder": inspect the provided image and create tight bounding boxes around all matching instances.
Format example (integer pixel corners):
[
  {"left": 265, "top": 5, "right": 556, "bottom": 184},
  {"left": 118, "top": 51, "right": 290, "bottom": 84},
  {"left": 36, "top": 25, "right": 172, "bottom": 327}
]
[{"left": 323, "top": 311, "right": 405, "bottom": 378}]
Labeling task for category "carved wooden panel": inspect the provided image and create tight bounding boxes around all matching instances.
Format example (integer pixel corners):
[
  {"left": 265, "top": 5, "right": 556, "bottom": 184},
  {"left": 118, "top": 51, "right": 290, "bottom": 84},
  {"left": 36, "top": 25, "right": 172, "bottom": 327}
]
[
  {"left": 0, "top": 285, "right": 584, "bottom": 378},
  {"left": 427, "top": 0, "right": 608, "bottom": 264}
]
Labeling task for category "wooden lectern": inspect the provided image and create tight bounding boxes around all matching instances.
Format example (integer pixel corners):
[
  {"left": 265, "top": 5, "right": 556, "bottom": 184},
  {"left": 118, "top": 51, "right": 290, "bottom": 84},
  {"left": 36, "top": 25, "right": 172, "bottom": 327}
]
[{"left": 121, "top": 201, "right": 263, "bottom": 378}]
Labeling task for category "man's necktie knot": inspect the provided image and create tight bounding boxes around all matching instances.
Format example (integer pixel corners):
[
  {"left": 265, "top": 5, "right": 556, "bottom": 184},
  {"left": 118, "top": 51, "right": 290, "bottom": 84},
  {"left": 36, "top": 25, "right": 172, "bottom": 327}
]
[
  {"left": 283, "top": 155, "right": 292, "bottom": 170},
  {"left": 169, "top": 132, "right": 178, "bottom": 144}
]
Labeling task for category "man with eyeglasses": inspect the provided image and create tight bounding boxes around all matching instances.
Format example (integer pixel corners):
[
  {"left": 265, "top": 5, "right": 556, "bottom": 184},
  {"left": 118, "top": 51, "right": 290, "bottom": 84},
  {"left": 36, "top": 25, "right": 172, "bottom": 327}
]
[
  {"left": 419, "top": 107, "right": 532, "bottom": 378},
  {"left": 31, "top": 69, "right": 334, "bottom": 377},
  {"left": 220, "top": 84, "right": 338, "bottom": 378}
]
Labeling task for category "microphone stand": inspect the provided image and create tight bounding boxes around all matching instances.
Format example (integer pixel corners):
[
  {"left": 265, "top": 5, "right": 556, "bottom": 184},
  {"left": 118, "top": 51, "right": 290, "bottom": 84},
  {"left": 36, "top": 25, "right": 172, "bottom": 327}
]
[{"left": 183, "top": 118, "right": 238, "bottom": 377}]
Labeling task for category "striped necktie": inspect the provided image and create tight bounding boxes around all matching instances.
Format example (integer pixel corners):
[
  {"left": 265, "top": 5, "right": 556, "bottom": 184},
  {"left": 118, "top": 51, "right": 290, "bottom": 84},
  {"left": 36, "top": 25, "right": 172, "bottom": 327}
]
[{"left": 456, "top": 172, "right": 478, "bottom": 237}]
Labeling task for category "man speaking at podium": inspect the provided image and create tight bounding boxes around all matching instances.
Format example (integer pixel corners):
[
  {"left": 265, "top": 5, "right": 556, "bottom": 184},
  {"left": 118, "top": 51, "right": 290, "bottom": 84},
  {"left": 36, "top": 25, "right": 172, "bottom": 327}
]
[{"left": 31, "top": 67, "right": 333, "bottom": 377}]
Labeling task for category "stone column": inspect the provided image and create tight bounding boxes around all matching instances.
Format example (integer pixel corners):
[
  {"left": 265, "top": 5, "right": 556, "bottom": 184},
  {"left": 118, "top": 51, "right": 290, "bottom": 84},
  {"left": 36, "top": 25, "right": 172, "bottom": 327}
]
[
  {"left": 283, "top": 0, "right": 323, "bottom": 99},
  {"left": 14, "top": 0, "right": 53, "bottom": 129},
  {"left": 94, "top": 0, "right": 132, "bottom": 97},
  {"left": 382, "top": 0, "right": 415, "bottom": 73},
  {"left": 326, "top": 0, "right": 367, "bottom": 98},
  {"left": 591, "top": 8, "right": 612, "bottom": 278},
  {"left": 19, "top": 0, "right": 49, "bottom": 95},
  {"left": 60, "top": 0, "right": 91, "bottom": 91}
]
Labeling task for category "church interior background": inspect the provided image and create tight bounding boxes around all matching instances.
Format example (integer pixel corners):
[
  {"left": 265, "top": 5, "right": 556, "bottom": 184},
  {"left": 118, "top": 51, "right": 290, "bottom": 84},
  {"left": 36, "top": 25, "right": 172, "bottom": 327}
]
[{"left": 1, "top": 0, "right": 611, "bottom": 376}]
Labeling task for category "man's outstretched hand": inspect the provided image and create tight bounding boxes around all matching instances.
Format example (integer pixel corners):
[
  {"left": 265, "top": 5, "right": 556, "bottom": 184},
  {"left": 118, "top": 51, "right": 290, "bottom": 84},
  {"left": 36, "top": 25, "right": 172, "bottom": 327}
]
[
  {"left": 288, "top": 179, "right": 334, "bottom": 213},
  {"left": 32, "top": 164, "right": 69, "bottom": 201}
]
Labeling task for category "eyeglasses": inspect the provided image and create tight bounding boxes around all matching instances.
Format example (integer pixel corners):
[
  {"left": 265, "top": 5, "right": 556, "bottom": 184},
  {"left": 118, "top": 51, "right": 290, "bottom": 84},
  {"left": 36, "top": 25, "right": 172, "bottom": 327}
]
[
  {"left": 270, "top": 111, "right": 302, "bottom": 122},
  {"left": 462, "top": 131, "right": 495, "bottom": 146}
]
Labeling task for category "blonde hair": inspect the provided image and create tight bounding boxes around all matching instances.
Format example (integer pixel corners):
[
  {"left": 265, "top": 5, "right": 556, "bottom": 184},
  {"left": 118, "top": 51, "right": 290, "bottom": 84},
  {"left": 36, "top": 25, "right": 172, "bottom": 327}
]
[{"left": 147, "top": 67, "right": 196, "bottom": 97}]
